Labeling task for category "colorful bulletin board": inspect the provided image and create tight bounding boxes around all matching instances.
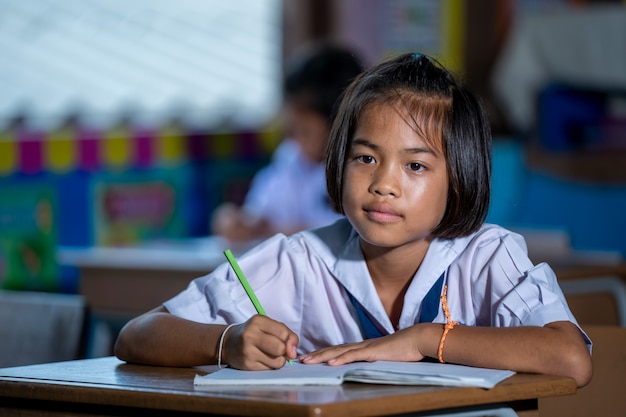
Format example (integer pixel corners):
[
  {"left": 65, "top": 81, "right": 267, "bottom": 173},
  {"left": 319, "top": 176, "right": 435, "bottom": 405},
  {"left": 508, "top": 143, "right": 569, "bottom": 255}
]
[
  {"left": 0, "top": 119, "right": 280, "bottom": 292},
  {"left": 0, "top": 184, "right": 58, "bottom": 291}
]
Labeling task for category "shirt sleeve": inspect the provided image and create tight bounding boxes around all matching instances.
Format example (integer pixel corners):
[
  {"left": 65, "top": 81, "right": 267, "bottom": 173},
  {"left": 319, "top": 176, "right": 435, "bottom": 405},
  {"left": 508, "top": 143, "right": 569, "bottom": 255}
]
[
  {"left": 163, "top": 233, "right": 306, "bottom": 336},
  {"left": 454, "top": 229, "right": 592, "bottom": 352}
]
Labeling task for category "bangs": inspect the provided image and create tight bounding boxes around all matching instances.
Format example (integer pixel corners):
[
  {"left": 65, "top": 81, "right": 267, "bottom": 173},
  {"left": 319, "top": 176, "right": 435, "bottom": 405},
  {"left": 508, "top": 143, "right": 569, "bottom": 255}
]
[{"left": 376, "top": 89, "right": 451, "bottom": 155}]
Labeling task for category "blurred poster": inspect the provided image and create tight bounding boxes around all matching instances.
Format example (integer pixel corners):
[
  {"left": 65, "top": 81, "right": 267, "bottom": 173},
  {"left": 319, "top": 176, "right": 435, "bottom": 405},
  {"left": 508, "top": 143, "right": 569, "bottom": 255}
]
[
  {"left": 380, "top": 0, "right": 464, "bottom": 73},
  {"left": 92, "top": 168, "right": 191, "bottom": 246}
]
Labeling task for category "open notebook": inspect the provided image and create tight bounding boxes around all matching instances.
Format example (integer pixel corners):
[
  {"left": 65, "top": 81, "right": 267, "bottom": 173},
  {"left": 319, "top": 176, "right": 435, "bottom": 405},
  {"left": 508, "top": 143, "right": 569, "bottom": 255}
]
[{"left": 194, "top": 361, "right": 515, "bottom": 389}]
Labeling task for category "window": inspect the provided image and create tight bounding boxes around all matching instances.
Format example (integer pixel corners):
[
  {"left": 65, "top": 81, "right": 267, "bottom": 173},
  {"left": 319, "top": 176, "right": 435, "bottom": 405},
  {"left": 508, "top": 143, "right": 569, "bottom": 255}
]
[{"left": 0, "top": 0, "right": 283, "bottom": 129}]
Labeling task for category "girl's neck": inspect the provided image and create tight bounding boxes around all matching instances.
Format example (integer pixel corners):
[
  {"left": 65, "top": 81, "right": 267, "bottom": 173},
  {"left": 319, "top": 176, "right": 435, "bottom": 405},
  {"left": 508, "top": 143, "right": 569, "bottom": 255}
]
[
  {"left": 361, "top": 239, "right": 431, "bottom": 286},
  {"left": 361, "top": 240, "right": 431, "bottom": 327}
]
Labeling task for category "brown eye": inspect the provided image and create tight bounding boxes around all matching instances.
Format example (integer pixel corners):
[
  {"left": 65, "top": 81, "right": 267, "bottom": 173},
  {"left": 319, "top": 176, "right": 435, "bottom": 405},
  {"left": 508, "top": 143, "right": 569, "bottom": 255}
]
[
  {"left": 357, "top": 155, "right": 375, "bottom": 164},
  {"left": 408, "top": 162, "right": 425, "bottom": 172}
]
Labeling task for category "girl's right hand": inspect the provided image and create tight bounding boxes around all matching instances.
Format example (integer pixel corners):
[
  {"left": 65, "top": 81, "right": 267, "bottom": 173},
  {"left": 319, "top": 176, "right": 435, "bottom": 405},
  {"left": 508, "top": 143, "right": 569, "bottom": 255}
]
[{"left": 221, "top": 315, "right": 299, "bottom": 370}]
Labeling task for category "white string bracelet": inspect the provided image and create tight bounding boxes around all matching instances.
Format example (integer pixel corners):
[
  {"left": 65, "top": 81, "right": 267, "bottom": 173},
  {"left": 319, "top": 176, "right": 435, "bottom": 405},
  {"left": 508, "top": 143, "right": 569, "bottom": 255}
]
[{"left": 217, "top": 323, "right": 238, "bottom": 369}]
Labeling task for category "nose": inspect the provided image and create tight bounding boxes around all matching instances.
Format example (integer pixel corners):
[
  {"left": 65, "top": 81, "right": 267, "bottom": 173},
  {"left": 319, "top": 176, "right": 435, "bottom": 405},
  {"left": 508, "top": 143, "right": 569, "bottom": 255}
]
[{"left": 368, "top": 164, "right": 401, "bottom": 197}]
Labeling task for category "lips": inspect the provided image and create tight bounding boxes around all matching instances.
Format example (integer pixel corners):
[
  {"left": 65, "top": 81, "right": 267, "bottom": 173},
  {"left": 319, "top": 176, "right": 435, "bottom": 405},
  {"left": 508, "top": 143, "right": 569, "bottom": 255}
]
[{"left": 363, "top": 203, "right": 403, "bottom": 222}]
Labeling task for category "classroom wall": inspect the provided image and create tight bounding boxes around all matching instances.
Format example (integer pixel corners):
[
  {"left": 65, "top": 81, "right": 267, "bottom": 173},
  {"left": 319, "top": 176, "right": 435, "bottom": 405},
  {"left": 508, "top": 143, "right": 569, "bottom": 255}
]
[
  {"left": 0, "top": 121, "right": 280, "bottom": 292},
  {"left": 488, "top": 139, "right": 626, "bottom": 257}
]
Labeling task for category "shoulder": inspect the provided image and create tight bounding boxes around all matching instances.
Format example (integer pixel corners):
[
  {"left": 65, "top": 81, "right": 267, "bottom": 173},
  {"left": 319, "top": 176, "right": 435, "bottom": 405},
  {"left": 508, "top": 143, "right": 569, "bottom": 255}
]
[
  {"left": 235, "top": 219, "right": 354, "bottom": 272},
  {"left": 297, "top": 218, "right": 357, "bottom": 264},
  {"left": 448, "top": 223, "right": 528, "bottom": 255},
  {"left": 244, "top": 141, "right": 305, "bottom": 202},
  {"left": 270, "top": 140, "right": 304, "bottom": 166},
  {"left": 252, "top": 141, "right": 318, "bottom": 184},
  {"left": 442, "top": 224, "right": 533, "bottom": 273},
  {"left": 250, "top": 141, "right": 300, "bottom": 181},
  {"left": 299, "top": 218, "right": 355, "bottom": 249}
]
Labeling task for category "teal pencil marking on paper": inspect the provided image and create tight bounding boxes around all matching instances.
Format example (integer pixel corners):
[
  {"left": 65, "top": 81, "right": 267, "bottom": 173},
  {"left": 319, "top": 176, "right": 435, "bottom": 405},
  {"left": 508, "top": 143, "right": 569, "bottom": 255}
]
[{"left": 223, "top": 249, "right": 292, "bottom": 365}]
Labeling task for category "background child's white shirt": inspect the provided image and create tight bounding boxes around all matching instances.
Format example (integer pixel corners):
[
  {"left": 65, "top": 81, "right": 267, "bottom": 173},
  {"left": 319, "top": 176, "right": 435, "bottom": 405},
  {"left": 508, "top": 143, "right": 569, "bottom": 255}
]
[
  {"left": 164, "top": 219, "right": 591, "bottom": 355},
  {"left": 242, "top": 139, "right": 343, "bottom": 230}
]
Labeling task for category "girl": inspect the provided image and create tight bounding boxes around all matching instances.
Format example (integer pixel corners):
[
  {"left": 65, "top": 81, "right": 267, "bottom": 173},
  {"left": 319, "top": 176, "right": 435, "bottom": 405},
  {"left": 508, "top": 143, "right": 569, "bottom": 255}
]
[{"left": 115, "top": 52, "right": 592, "bottom": 388}]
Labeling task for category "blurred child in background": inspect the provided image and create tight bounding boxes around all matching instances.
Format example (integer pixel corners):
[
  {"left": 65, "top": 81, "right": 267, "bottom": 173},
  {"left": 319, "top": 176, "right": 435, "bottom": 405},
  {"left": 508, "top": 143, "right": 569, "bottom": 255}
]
[{"left": 211, "top": 43, "right": 364, "bottom": 242}]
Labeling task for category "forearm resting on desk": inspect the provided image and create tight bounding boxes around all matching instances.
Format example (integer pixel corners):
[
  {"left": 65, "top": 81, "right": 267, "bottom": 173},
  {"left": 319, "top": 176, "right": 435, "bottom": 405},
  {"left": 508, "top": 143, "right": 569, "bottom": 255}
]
[
  {"left": 301, "top": 321, "right": 592, "bottom": 388},
  {"left": 114, "top": 306, "right": 225, "bottom": 367},
  {"left": 114, "top": 307, "right": 299, "bottom": 370},
  {"left": 438, "top": 321, "right": 592, "bottom": 388}
]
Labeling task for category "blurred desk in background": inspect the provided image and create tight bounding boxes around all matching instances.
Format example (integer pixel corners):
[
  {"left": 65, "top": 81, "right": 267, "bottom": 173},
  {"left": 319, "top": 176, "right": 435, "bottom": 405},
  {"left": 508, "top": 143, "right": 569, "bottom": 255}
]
[
  {"left": 550, "top": 262, "right": 626, "bottom": 281},
  {"left": 521, "top": 228, "right": 626, "bottom": 326},
  {"left": 549, "top": 261, "right": 626, "bottom": 327},
  {"left": 58, "top": 238, "right": 235, "bottom": 321}
]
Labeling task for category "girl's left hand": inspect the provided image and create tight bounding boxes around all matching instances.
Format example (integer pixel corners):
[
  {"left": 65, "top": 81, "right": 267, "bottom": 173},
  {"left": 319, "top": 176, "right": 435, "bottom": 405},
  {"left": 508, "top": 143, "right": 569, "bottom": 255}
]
[{"left": 299, "top": 326, "right": 430, "bottom": 366}]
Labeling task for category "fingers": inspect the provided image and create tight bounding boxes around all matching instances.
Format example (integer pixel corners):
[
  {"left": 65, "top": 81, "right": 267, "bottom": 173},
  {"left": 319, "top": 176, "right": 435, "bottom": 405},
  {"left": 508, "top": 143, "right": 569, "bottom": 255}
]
[
  {"left": 285, "top": 332, "right": 299, "bottom": 360},
  {"left": 300, "top": 342, "right": 374, "bottom": 365},
  {"left": 300, "top": 328, "right": 427, "bottom": 366},
  {"left": 224, "top": 315, "right": 299, "bottom": 370},
  {"left": 224, "top": 320, "right": 428, "bottom": 370}
]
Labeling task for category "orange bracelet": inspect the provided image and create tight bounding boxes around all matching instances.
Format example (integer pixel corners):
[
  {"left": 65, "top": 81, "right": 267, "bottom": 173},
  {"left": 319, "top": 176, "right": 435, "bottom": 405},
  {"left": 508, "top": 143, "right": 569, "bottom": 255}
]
[
  {"left": 438, "top": 320, "right": 458, "bottom": 363},
  {"left": 437, "top": 285, "right": 458, "bottom": 363}
]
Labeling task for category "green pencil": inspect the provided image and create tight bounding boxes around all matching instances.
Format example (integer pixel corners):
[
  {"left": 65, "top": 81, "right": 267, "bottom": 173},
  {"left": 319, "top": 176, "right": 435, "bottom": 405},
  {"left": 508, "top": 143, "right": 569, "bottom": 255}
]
[
  {"left": 223, "top": 249, "right": 291, "bottom": 365},
  {"left": 224, "top": 249, "right": 267, "bottom": 315}
]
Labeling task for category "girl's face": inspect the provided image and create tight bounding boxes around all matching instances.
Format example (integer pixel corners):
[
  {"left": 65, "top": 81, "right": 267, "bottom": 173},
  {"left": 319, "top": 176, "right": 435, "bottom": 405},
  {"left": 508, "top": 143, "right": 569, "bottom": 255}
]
[{"left": 341, "top": 102, "right": 449, "bottom": 255}]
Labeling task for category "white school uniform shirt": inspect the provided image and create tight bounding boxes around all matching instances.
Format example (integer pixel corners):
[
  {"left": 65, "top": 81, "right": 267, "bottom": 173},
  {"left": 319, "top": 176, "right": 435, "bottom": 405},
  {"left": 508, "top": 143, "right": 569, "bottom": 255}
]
[
  {"left": 164, "top": 219, "right": 592, "bottom": 355},
  {"left": 242, "top": 139, "right": 343, "bottom": 231}
]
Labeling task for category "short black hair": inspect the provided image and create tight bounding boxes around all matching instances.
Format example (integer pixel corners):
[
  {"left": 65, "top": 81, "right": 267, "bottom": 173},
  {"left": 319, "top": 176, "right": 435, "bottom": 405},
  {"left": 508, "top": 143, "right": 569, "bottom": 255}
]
[
  {"left": 325, "top": 52, "right": 492, "bottom": 239},
  {"left": 284, "top": 43, "right": 364, "bottom": 121}
]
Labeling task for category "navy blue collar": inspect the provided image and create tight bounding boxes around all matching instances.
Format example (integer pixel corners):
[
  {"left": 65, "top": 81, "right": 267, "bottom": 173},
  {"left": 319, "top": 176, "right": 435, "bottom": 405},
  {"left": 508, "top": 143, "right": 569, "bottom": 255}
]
[{"left": 349, "top": 272, "right": 445, "bottom": 339}]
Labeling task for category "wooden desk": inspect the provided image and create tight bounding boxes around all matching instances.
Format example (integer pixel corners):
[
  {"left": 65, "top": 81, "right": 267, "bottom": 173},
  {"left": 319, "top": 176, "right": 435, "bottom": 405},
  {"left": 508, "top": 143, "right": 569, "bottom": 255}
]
[{"left": 0, "top": 357, "right": 575, "bottom": 417}]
